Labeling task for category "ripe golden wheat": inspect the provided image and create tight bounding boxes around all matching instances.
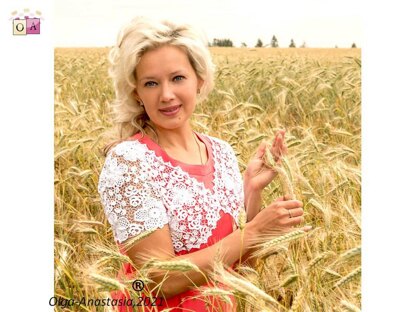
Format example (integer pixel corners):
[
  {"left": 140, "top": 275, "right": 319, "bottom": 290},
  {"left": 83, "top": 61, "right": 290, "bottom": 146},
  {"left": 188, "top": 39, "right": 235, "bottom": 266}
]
[{"left": 55, "top": 47, "right": 361, "bottom": 311}]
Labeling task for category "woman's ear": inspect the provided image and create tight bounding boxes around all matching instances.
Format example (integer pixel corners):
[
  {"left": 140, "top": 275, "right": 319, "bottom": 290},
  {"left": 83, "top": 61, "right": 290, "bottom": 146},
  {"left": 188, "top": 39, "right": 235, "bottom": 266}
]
[
  {"left": 133, "top": 89, "right": 142, "bottom": 104},
  {"left": 197, "top": 79, "right": 204, "bottom": 93}
]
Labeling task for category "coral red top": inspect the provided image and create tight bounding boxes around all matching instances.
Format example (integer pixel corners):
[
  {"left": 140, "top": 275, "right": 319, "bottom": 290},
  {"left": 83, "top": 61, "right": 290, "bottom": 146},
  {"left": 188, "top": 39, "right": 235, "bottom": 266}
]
[{"left": 98, "top": 132, "right": 243, "bottom": 311}]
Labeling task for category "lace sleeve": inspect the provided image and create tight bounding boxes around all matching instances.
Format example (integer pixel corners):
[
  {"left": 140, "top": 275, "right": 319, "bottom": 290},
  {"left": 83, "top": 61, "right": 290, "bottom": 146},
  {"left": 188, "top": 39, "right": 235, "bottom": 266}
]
[{"left": 98, "top": 141, "right": 169, "bottom": 243}]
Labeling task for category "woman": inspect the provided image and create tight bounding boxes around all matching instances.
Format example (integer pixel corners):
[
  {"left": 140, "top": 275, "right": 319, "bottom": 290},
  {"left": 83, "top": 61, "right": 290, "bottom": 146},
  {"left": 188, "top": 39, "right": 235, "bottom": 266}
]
[{"left": 98, "top": 17, "right": 307, "bottom": 311}]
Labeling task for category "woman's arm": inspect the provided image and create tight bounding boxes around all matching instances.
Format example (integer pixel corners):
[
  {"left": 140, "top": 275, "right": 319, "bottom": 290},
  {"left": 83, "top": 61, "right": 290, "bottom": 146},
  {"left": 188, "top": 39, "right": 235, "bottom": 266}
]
[
  {"left": 124, "top": 197, "right": 304, "bottom": 299},
  {"left": 125, "top": 222, "right": 256, "bottom": 298},
  {"left": 244, "top": 183, "right": 263, "bottom": 222}
]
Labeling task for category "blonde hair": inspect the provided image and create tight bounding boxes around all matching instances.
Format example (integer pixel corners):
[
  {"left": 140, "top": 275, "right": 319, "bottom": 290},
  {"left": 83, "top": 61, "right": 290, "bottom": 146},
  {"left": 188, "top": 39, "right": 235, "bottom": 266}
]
[{"left": 104, "top": 17, "right": 215, "bottom": 154}]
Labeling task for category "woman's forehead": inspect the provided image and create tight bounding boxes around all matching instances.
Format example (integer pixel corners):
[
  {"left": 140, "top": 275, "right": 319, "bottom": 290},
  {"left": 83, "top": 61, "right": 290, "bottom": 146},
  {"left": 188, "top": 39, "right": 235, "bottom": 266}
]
[{"left": 136, "top": 46, "right": 194, "bottom": 75}]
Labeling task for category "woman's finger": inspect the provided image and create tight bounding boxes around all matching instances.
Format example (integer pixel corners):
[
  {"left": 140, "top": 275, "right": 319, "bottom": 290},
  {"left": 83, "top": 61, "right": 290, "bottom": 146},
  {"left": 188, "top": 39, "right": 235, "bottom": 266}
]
[
  {"left": 255, "top": 141, "right": 267, "bottom": 159},
  {"left": 301, "top": 225, "right": 313, "bottom": 232},
  {"left": 273, "top": 194, "right": 293, "bottom": 202},
  {"left": 272, "top": 144, "right": 282, "bottom": 162},
  {"left": 283, "top": 194, "right": 293, "bottom": 201},
  {"left": 274, "top": 131, "right": 287, "bottom": 158},
  {"left": 276, "top": 199, "right": 302, "bottom": 209},
  {"left": 272, "top": 130, "right": 283, "bottom": 148},
  {"left": 278, "top": 130, "right": 287, "bottom": 155},
  {"left": 274, "top": 196, "right": 286, "bottom": 202},
  {"left": 286, "top": 207, "right": 304, "bottom": 218},
  {"left": 285, "top": 216, "right": 304, "bottom": 226},
  {"left": 279, "top": 134, "right": 284, "bottom": 150}
]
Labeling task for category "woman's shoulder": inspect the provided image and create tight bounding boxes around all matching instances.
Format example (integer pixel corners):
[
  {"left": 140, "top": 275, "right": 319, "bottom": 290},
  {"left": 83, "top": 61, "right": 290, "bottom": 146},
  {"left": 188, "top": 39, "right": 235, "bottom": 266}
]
[
  {"left": 202, "top": 134, "right": 235, "bottom": 153},
  {"left": 202, "top": 134, "right": 230, "bottom": 147},
  {"left": 105, "top": 137, "right": 149, "bottom": 163}
]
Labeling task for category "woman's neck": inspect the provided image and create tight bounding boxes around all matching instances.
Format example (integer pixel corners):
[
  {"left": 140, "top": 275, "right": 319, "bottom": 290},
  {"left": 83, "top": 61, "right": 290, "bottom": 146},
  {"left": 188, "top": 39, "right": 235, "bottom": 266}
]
[{"left": 154, "top": 124, "right": 196, "bottom": 152}]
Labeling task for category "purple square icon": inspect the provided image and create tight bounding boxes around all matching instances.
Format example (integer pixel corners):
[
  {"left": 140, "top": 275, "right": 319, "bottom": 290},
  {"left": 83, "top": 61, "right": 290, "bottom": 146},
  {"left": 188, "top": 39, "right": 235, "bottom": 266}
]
[{"left": 26, "top": 18, "right": 40, "bottom": 34}]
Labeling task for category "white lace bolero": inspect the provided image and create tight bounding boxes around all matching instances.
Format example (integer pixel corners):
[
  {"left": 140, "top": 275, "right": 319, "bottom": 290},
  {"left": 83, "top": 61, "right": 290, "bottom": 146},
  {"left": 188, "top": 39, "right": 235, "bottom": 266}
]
[{"left": 98, "top": 135, "right": 244, "bottom": 253}]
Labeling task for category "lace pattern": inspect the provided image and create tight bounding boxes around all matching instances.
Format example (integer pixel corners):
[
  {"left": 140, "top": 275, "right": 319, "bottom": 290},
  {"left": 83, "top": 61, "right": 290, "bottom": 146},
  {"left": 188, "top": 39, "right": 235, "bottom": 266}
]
[{"left": 98, "top": 135, "right": 244, "bottom": 252}]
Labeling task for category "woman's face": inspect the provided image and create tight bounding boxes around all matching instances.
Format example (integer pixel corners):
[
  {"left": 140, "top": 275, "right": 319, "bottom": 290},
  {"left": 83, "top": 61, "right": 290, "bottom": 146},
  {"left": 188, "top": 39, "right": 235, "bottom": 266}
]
[{"left": 134, "top": 45, "right": 203, "bottom": 133}]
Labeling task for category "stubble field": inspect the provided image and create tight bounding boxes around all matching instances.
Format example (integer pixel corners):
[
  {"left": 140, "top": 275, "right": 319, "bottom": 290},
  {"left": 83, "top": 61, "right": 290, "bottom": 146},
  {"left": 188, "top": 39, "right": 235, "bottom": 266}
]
[{"left": 55, "top": 47, "right": 361, "bottom": 311}]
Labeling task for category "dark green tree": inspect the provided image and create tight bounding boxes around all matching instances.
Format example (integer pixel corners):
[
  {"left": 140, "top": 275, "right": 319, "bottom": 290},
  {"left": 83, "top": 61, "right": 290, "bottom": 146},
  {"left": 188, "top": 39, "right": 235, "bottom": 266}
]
[
  {"left": 255, "top": 38, "right": 263, "bottom": 48},
  {"left": 289, "top": 39, "right": 296, "bottom": 48},
  {"left": 212, "top": 38, "right": 234, "bottom": 47},
  {"left": 271, "top": 35, "right": 278, "bottom": 47},
  {"left": 352, "top": 42, "right": 357, "bottom": 48}
]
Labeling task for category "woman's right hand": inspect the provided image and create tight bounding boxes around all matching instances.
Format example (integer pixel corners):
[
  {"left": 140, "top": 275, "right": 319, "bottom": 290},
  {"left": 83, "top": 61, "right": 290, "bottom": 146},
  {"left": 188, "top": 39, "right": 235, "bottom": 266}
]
[
  {"left": 247, "top": 195, "right": 308, "bottom": 236},
  {"left": 244, "top": 130, "right": 287, "bottom": 193}
]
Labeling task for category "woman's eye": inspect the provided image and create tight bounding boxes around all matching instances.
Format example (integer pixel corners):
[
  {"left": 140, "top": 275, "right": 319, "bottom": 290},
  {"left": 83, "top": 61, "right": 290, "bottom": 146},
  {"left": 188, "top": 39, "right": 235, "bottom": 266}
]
[
  {"left": 144, "top": 81, "right": 157, "bottom": 87},
  {"left": 173, "top": 75, "right": 185, "bottom": 82}
]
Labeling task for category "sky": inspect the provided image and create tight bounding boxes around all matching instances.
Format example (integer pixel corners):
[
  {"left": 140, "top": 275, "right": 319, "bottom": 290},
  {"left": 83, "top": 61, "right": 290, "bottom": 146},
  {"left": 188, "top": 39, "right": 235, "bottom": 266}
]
[{"left": 54, "top": 0, "right": 361, "bottom": 48}]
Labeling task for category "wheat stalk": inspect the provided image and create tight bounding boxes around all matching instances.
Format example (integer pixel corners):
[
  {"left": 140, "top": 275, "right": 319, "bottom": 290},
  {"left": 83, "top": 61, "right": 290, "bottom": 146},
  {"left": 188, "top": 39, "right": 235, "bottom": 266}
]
[
  {"left": 212, "top": 263, "right": 283, "bottom": 310},
  {"left": 122, "top": 229, "right": 156, "bottom": 251},
  {"left": 238, "top": 207, "right": 247, "bottom": 230},
  {"left": 289, "top": 286, "right": 304, "bottom": 312},
  {"left": 280, "top": 274, "right": 298, "bottom": 288},
  {"left": 331, "top": 246, "right": 361, "bottom": 267},
  {"left": 263, "top": 146, "right": 294, "bottom": 198},
  {"left": 89, "top": 273, "right": 126, "bottom": 291},
  {"left": 334, "top": 266, "right": 361, "bottom": 289},
  {"left": 143, "top": 259, "right": 201, "bottom": 272},
  {"left": 257, "top": 229, "right": 306, "bottom": 250},
  {"left": 307, "top": 251, "right": 335, "bottom": 271},
  {"left": 340, "top": 300, "right": 361, "bottom": 312},
  {"left": 250, "top": 230, "right": 306, "bottom": 261},
  {"left": 199, "top": 287, "right": 234, "bottom": 306}
]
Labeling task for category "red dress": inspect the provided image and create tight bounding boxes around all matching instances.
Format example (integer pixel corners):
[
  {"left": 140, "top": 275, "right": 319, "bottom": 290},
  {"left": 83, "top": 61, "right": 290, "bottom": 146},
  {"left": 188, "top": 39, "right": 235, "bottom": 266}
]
[{"left": 98, "top": 132, "right": 244, "bottom": 311}]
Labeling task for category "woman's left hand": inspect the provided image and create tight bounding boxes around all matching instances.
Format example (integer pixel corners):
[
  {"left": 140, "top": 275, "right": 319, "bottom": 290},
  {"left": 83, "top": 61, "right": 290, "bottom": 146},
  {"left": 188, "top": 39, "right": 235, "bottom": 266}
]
[{"left": 244, "top": 130, "right": 287, "bottom": 193}]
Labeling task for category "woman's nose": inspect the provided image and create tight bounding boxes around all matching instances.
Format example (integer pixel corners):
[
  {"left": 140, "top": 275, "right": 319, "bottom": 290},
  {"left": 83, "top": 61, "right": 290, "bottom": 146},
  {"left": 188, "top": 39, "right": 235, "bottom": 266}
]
[{"left": 160, "top": 83, "right": 175, "bottom": 102}]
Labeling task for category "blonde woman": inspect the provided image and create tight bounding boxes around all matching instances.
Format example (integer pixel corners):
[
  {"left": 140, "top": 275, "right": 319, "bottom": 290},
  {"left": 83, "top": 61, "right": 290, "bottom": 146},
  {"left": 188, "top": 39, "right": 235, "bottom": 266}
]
[{"left": 98, "top": 17, "right": 307, "bottom": 312}]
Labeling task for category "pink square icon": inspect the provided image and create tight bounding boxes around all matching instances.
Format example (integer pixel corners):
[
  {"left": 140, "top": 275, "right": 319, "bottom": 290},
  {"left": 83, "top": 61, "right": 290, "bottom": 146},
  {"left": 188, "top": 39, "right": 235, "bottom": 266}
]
[{"left": 26, "top": 18, "right": 40, "bottom": 34}]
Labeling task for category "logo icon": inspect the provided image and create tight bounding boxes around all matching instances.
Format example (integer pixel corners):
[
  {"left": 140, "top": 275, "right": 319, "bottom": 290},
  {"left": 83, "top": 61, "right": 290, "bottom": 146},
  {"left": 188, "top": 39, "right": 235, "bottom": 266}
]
[{"left": 11, "top": 9, "right": 44, "bottom": 36}]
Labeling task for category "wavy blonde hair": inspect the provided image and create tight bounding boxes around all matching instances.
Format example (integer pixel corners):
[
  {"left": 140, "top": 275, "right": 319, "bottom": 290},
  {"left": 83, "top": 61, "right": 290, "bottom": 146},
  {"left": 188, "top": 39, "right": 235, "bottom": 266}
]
[{"left": 104, "top": 17, "right": 215, "bottom": 154}]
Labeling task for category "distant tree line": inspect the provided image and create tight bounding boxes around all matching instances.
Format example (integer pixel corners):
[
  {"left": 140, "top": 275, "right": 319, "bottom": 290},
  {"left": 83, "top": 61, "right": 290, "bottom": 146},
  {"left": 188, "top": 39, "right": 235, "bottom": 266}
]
[
  {"left": 210, "top": 35, "right": 358, "bottom": 48},
  {"left": 211, "top": 38, "right": 234, "bottom": 47}
]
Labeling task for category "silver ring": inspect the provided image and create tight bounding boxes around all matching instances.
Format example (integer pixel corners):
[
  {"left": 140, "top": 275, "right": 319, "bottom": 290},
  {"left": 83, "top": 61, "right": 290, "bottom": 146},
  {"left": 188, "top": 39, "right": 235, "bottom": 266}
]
[{"left": 288, "top": 210, "right": 293, "bottom": 218}]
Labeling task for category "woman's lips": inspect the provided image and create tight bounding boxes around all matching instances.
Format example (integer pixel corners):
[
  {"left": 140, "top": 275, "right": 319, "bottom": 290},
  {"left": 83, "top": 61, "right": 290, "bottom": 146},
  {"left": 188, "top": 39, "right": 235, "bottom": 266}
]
[{"left": 159, "top": 105, "right": 182, "bottom": 116}]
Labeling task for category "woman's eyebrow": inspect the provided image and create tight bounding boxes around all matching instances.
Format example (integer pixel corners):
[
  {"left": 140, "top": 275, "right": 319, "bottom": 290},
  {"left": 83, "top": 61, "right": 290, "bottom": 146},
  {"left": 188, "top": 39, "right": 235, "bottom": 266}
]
[
  {"left": 170, "top": 70, "right": 185, "bottom": 75},
  {"left": 138, "top": 70, "right": 186, "bottom": 82},
  {"left": 138, "top": 76, "right": 156, "bottom": 82}
]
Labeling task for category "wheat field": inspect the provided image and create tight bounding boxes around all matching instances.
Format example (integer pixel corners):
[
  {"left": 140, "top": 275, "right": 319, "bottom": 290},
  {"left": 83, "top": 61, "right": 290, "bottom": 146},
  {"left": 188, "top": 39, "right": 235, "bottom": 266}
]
[{"left": 54, "top": 47, "right": 361, "bottom": 311}]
